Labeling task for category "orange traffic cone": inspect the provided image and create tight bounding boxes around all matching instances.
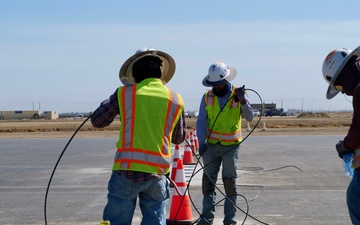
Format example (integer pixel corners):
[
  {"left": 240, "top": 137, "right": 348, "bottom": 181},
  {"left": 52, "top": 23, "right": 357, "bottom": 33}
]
[
  {"left": 189, "top": 131, "right": 196, "bottom": 156},
  {"left": 185, "top": 133, "right": 190, "bottom": 146},
  {"left": 171, "top": 144, "right": 181, "bottom": 182},
  {"left": 192, "top": 128, "right": 199, "bottom": 155},
  {"left": 167, "top": 159, "right": 194, "bottom": 225},
  {"left": 183, "top": 135, "right": 195, "bottom": 165}
]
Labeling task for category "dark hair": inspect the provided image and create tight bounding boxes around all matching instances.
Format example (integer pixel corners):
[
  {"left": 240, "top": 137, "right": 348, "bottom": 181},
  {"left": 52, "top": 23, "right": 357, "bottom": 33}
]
[{"left": 132, "top": 56, "right": 163, "bottom": 83}]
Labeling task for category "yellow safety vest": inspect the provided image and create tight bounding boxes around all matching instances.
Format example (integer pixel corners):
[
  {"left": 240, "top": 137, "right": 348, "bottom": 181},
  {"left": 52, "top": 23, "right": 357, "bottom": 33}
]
[
  {"left": 113, "top": 78, "right": 184, "bottom": 174},
  {"left": 205, "top": 85, "right": 242, "bottom": 145}
]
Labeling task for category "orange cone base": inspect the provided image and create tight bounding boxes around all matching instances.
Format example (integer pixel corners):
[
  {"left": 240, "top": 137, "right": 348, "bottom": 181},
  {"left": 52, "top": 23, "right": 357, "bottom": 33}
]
[
  {"left": 169, "top": 195, "right": 193, "bottom": 221},
  {"left": 183, "top": 152, "right": 195, "bottom": 165},
  {"left": 166, "top": 219, "right": 196, "bottom": 225}
]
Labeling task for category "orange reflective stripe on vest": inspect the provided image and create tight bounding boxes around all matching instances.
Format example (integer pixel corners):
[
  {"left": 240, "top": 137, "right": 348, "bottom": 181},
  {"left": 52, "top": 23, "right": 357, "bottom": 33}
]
[
  {"left": 206, "top": 89, "right": 239, "bottom": 108},
  {"left": 114, "top": 148, "right": 171, "bottom": 170}
]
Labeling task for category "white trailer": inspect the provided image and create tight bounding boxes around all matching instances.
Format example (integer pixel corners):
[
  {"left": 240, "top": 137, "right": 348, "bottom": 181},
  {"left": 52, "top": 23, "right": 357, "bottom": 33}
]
[
  {"left": 0, "top": 110, "right": 41, "bottom": 120},
  {"left": 43, "top": 111, "right": 59, "bottom": 120}
]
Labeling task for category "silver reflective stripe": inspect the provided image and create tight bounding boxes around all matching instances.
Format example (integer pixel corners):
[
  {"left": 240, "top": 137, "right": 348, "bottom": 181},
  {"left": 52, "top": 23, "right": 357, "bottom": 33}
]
[
  {"left": 230, "top": 98, "right": 239, "bottom": 108},
  {"left": 230, "top": 86, "right": 239, "bottom": 108},
  {"left": 115, "top": 151, "right": 171, "bottom": 165},
  {"left": 123, "top": 85, "right": 135, "bottom": 149},
  {"left": 121, "top": 162, "right": 128, "bottom": 169},
  {"left": 207, "top": 130, "right": 242, "bottom": 141},
  {"left": 206, "top": 91, "right": 214, "bottom": 106},
  {"left": 206, "top": 90, "right": 238, "bottom": 108},
  {"left": 162, "top": 91, "right": 181, "bottom": 154}
]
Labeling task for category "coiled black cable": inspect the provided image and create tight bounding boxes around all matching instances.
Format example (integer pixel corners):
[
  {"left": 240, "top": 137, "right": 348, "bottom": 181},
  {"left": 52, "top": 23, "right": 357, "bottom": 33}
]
[
  {"left": 170, "top": 88, "right": 269, "bottom": 225},
  {"left": 44, "top": 115, "right": 91, "bottom": 225},
  {"left": 44, "top": 88, "right": 301, "bottom": 225}
]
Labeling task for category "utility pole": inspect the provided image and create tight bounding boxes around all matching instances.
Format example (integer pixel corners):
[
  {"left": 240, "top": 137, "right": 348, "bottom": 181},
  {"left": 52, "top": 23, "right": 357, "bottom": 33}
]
[{"left": 301, "top": 98, "right": 304, "bottom": 113}]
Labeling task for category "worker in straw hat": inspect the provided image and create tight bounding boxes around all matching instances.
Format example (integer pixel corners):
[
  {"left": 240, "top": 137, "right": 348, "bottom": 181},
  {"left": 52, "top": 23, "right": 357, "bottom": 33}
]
[
  {"left": 322, "top": 46, "right": 360, "bottom": 224},
  {"left": 91, "top": 47, "right": 186, "bottom": 225},
  {"left": 196, "top": 61, "right": 254, "bottom": 225}
]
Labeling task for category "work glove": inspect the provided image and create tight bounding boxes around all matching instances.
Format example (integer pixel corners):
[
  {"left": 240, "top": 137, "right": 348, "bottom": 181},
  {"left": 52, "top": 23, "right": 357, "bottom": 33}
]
[
  {"left": 199, "top": 144, "right": 207, "bottom": 156},
  {"left": 235, "top": 85, "right": 246, "bottom": 104},
  {"left": 336, "top": 140, "right": 351, "bottom": 159}
]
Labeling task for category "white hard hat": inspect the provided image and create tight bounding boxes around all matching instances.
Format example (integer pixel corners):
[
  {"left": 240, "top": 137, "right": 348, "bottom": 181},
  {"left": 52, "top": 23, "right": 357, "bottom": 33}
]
[
  {"left": 119, "top": 47, "right": 176, "bottom": 85},
  {"left": 202, "top": 62, "right": 237, "bottom": 87},
  {"left": 322, "top": 46, "right": 360, "bottom": 99}
]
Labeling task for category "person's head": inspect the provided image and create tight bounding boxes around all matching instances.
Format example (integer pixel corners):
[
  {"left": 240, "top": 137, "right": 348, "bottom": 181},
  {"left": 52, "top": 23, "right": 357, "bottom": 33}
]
[
  {"left": 202, "top": 62, "right": 237, "bottom": 97},
  {"left": 119, "top": 47, "right": 176, "bottom": 85},
  {"left": 333, "top": 55, "right": 360, "bottom": 96},
  {"left": 322, "top": 46, "right": 360, "bottom": 98},
  {"left": 132, "top": 55, "right": 162, "bottom": 83}
]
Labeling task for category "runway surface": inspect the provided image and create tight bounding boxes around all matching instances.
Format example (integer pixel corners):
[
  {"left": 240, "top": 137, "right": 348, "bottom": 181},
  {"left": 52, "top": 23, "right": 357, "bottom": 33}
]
[{"left": 0, "top": 135, "right": 352, "bottom": 224}]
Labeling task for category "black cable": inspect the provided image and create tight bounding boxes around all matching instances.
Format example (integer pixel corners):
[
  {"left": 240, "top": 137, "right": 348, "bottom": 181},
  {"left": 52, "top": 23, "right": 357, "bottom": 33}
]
[
  {"left": 43, "top": 87, "right": 295, "bottom": 225},
  {"left": 181, "top": 88, "right": 270, "bottom": 225},
  {"left": 241, "top": 165, "right": 304, "bottom": 175},
  {"left": 44, "top": 115, "right": 91, "bottom": 225},
  {"left": 186, "top": 88, "right": 302, "bottom": 225}
]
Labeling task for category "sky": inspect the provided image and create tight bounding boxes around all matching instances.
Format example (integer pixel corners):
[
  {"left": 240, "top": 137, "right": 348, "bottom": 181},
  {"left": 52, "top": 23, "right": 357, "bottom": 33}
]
[{"left": 1, "top": 0, "right": 360, "bottom": 113}]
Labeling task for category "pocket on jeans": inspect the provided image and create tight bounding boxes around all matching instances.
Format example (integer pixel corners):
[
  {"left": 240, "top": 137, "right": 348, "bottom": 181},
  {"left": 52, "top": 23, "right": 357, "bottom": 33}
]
[
  {"left": 110, "top": 172, "right": 134, "bottom": 200},
  {"left": 151, "top": 176, "right": 168, "bottom": 201}
]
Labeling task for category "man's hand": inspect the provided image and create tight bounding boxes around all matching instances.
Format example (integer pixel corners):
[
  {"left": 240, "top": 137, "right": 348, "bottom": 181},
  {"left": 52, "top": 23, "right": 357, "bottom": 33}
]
[
  {"left": 235, "top": 85, "right": 246, "bottom": 103},
  {"left": 199, "top": 144, "right": 207, "bottom": 156},
  {"left": 336, "top": 140, "right": 351, "bottom": 159}
]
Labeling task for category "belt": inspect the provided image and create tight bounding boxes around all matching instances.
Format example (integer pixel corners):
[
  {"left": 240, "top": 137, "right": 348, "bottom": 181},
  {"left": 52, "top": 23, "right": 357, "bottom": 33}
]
[
  {"left": 352, "top": 149, "right": 360, "bottom": 169},
  {"left": 354, "top": 149, "right": 360, "bottom": 156}
]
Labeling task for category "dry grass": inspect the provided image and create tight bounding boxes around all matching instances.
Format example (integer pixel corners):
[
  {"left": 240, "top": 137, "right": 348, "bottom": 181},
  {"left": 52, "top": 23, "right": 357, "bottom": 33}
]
[{"left": 0, "top": 112, "right": 353, "bottom": 138}]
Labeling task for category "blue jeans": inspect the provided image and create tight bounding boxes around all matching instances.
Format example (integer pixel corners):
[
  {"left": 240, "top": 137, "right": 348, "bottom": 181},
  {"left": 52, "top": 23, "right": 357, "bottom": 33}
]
[
  {"left": 199, "top": 143, "right": 239, "bottom": 225},
  {"left": 347, "top": 169, "right": 360, "bottom": 225},
  {"left": 103, "top": 171, "right": 169, "bottom": 225}
]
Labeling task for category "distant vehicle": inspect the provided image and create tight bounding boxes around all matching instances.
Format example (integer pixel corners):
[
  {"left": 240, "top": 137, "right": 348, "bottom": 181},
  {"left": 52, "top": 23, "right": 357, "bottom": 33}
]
[
  {"left": 253, "top": 110, "right": 260, "bottom": 117},
  {"left": 265, "top": 108, "right": 284, "bottom": 117},
  {"left": 280, "top": 112, "right": 287, "bottom": 117},
  {"left": 287, "top": 108, "right": 301, "bottom": 116},
  {"left": 264, "top": 110, "right": 272, "bottom": 117},
  {"left": 186, "top": 111, "right": 199, "bottom": 118},
  {"left": 74, "top": 114, "right": 84, "bottom": 119}
]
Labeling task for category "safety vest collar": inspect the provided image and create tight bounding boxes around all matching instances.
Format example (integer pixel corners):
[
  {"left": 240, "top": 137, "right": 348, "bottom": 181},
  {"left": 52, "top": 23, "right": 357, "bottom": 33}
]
[{"left": 205, "top": 85, "right": 239, "bottom": 108}]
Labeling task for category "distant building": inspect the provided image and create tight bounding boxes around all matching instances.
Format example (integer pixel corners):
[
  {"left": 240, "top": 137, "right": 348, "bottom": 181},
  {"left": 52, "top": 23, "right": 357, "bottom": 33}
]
[
  {"left": 251, "top": 103, "right": 277, "bottom": 112},
  {"left": 43, "top": 111, "right": 59, "bottom": 120}
]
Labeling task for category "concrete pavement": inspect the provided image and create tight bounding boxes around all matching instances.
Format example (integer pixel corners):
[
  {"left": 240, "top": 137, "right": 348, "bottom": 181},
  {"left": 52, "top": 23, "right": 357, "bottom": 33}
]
[{"left": 0, "top": 135, "right": 353, "bottom": 224}]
